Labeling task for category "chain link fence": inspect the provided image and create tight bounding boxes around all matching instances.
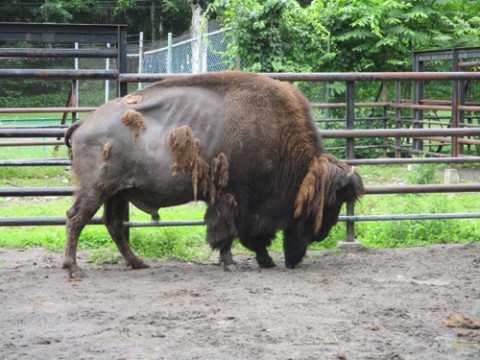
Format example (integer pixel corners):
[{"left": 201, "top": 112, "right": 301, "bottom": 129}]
[{"left": 129, "top": 21, "right": 231, "bottom": 89}]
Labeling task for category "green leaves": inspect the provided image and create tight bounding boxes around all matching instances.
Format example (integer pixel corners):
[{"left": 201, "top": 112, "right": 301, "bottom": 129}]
[
  {"left": 207, "top": 0, "right": 329, "bottom": 72},
  {"left": 210, "top": 0, "right": 480, "bottom": 73}
]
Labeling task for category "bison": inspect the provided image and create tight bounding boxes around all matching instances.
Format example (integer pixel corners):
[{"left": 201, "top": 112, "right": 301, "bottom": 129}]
[{"left": 63, "top": 71, "right": 363, "bottom": 278}]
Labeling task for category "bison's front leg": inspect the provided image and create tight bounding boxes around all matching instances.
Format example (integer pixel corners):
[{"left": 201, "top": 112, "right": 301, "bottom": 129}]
[
  {"left": 283, "top": 224, "right": 311, "bottom": 269},
  {"left": 64, "top": 193, "right": 104, "bottom": 278},
  {"left": 239, "top": 233, "right": 276, "bottom": 268},
  {"left": 103, "top": 193, "right": 150, "bottom": 270}
]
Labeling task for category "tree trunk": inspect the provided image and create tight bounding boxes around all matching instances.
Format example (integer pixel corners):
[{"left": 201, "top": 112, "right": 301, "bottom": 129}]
[{"left": 190, "top": 2, "right": 206, "bottom": 73}]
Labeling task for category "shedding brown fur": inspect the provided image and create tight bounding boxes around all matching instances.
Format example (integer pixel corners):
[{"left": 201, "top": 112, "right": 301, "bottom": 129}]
[
  {"left": 102, "top": 142, "right": 112, "bottom": 160},
  {"left": 294, "top": 156, "right": 329, "bottom": 234},
  {"left": 209, "top": 153, "right": 229, "bottom": 204},
  {"left": 168, "top": 125, "right": 210, "bottom": 201},
  {"left": 121, "top": 109, "right": 147, "bottom": 138},
  {"left": 121, "top": 94, "right": 142, "bottom": 105}
]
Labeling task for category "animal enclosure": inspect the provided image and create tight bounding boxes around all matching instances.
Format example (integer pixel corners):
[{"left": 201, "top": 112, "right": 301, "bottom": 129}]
[{"left": 1, "top": 23, "right": 480, "bottom": 246}]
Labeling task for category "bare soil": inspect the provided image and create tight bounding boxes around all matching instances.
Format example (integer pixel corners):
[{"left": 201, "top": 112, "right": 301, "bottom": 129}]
[{"left": 1, "top": 243, "right": 479, "bottom": 360}]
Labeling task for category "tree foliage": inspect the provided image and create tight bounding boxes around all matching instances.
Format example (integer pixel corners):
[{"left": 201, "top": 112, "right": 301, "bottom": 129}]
[
  {"left": 207, "top": 0, "right": 330, "bottom": 72},
  {"left": 209, "top": 0, "right": 480, "bottom": 72},
  {"left": 319, "top": 0, "right": 480, "bottom": 72},
  {"left": 0, "top": 0, "right": 193, "bottom": 41}
]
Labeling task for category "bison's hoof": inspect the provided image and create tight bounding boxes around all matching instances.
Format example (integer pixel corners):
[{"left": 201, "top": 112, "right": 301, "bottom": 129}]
[
  {"left": 223, "top": 263, "right": 240, "bottom": 272},
  {"left": 68, "top": 268, "right": 87, "bottom": 279},
  {"left": 256, "top": 256, "right": 276, "bottom": 268},
  {"left": 63, "top": 263, "right": 87, "bottom": 279},
  {"left": 285, "top": 260, "right": 298, "bottom": 269},
  {"left": 70, "top": 269, "right": 87, "bottom": 279},
  {"left": 130, "top": 261, "right": 150, "bottom": 270}
]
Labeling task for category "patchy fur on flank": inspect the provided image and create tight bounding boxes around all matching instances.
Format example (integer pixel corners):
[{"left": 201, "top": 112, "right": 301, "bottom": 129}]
[
  {"left": 121, "top": 94, "right": 142, "bottom": 105},
  {"left": 120, "top": 110, "right": 147, "bottom": 138},
  {"left": 168, "top": 125, "right": 210, "bottom": 201},
  {"left": 168, "top": 126, "right": 230, "bottom": 203},
  {"left": 102, "top": 142, "right": 112, "bottom": 160}
]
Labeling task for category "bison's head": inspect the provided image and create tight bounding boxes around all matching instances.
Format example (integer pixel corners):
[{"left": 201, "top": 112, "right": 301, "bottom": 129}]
[
  {"left": 314, "top": 155, "right": 364, "bottom": 242},
  {"left": 294, "top": 154, "right": 364, "bottom": 243}
]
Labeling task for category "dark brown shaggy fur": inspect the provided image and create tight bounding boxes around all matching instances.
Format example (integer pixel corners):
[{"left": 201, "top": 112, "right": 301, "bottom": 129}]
[{"left": 209, "top": 152, "right": 229, "bottom": 204}]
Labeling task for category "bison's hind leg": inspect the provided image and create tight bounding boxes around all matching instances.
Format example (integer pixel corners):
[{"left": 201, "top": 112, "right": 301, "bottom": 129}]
[
  {"left": 64, "top": 191, "right": 104, "bottom": 278},
  {"left": 103, "top": 193, "right": 149, "bottom": 270},
  {"left": 205, "top": 193, "right": 239, "bottom": 272}
]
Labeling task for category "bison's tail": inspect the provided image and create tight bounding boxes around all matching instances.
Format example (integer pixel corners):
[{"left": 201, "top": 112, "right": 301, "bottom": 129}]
[{"left": 64, "top": 120, "right": 83, "bottom": 148}]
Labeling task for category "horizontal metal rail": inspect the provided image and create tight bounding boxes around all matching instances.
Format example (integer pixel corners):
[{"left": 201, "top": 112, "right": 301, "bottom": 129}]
[
  {"left": 366, "top": 184, "right": 480, "bottom": 194},
  {"left": 0, "top": 69, "right": 118, "bottom": 80},
  {"left": 0, "top": 159, "right": 70, "bottom": 166},
  {"left": 0, "top": 141, "right": 64, "bottom": 147},
  {"left": 0, "top": 213, "right": 479, "bottom": 227},
  {"left": 119, "top": 72, "right": 480, "bottom": 83},
  {"left": 0, "top": 217, "right": 103, "bottom": 226},
  {"left": 322, "top": 128, "right": 480, "bottom": 138},
  {"left": 1, "top": 184, "right": 479, "bottom": 197},
  {"left": 391, "top": 103, "right": 480, "bottom": 112},
  {"left": 1, "top": 127, "right": 479, "bottom": 139},
  {"left": 0, "top": 48, "right": 118, "bottom": 58},
  {"left": 346, "top": 156, "right": 480, "bottom": 165},
  {"left": 1, "top": 154, "right": 480, "bottom": 167},
  {"left": 0, "top": 125, "right": 69, "bottom": 129},
  {"left": 0, "top": 107, "right": 96, "bottom": 113},
  {"left": 311, "top": 102, "right": 389, "bottom": 109},
  {"left": 0, "top": 187, "right": 75, "bottom": 196},
  {"left": 0, "top": 129, "right": 66, "bottom": 137},
  {"left": 338, "top": 212, "right": 480, "bottom": 221}
]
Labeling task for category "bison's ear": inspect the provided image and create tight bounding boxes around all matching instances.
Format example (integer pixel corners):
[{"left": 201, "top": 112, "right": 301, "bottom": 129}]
[{"left": 325, "top": 158, "right": 364, "bottom": 204}]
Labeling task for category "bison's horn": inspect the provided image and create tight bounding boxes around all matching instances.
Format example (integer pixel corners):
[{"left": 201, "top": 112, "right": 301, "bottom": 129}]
[{"left": 347, "top": 166, "right": 355, "bottom": 178}]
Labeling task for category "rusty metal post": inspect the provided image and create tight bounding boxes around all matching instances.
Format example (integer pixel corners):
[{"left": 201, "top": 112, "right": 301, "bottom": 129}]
[
  {"left": 346, "top": 81, "right": 355, "bottom": 159},
  {"left": 394, "top": 81, "right": 402, "bottom": 157},
  {"left": 345, "top": 81, "right": 355, "bottom": 241},
  {"left": 413, "top": 54, "right": 424, "bottom": 151},
  {"left": 382, "top": 81, "right": 388, "bottom": 157},
  {"left": 457, "top": 49, "right": 466, "bottom": 155},
  {"left": 116, "top": 26, "right": 130, "bottom": 243},
  {"left": 118, "top": 25, "right": 128, "bottom": 97},
  {"left": 451, "top": 49, "right": 460, "bottom": 157}
]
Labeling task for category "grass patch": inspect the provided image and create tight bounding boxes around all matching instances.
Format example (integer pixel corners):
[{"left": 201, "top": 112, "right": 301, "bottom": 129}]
[{"left": 356, "top": 193, "right": 480, "bottom": 247}]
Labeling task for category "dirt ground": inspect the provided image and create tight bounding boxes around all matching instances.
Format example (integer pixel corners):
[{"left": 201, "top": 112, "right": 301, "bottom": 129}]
[{"left": 1, "top": 243, "right": 479, "bottom": 360}]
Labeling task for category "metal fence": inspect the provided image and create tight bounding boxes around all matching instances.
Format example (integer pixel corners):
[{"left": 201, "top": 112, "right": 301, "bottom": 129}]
[
  {"left": 1, "top": 23, "right": 480, "bottom": 245},
  {"left": 2, "top": 72, "right": 480, "bottom": 241}
]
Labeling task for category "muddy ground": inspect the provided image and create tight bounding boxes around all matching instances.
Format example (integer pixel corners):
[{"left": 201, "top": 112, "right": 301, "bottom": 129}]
[{"left": 1, "top": 243, "right": 479, "bottom": 360}]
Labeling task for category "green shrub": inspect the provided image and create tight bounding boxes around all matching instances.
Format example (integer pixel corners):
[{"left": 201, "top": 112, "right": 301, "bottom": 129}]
[{"left": 406, "top": 163, "right": 439, "bottom": 184}]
